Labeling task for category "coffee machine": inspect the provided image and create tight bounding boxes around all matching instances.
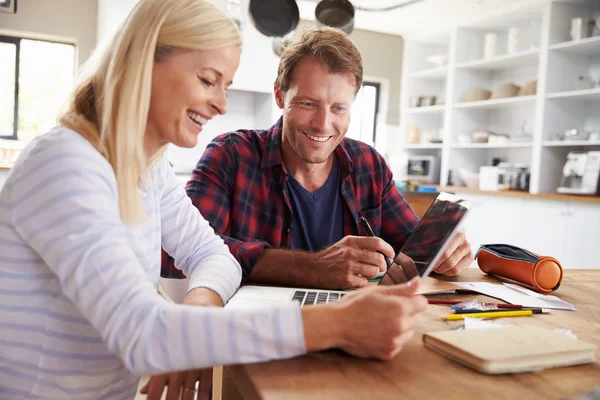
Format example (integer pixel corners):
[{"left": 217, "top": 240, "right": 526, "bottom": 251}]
[{"left": 557, "top": 151, "right": 600, "bottom": 195}]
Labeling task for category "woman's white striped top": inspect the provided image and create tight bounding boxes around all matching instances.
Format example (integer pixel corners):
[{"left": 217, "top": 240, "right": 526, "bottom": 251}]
[{"left": 0, "top": 127, "right": 306, "bottom": 399}]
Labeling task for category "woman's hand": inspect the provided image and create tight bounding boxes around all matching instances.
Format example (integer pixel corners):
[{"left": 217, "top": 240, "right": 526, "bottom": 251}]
[
  {"left": 140, "top": 369, "right": 212, "bottom": 400},
  {"left": 302, "top": 278, "right": 427, "bottom": 360}
]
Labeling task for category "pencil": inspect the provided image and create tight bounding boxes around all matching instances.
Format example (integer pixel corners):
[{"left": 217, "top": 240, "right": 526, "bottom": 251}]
[
  {"left": 454, "top": 308, "right": 549, "bottom": 315},
  {"left": 443, "top": 310, "right": 535, "bottom": 320},
  {"left": 358, "top": 216, "right": 393, "bottom": 269},
  {"left": 428, "top": 299, "right": 462, "bottom": 305}
]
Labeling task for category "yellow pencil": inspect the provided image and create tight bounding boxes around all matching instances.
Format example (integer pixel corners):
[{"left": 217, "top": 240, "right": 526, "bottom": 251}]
[{"left": 443, "top": 310, "right": 534, "bottom": 321}]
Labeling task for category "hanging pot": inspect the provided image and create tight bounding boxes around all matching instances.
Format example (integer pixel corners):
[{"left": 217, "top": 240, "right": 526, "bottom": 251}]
[{"left": 315, "top": 0, "right": 355, "bottom": 34}]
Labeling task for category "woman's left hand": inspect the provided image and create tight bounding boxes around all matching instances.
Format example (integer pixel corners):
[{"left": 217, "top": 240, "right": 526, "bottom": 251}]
[{"left": 140, "top": 368, "right": 213, "bottom": 400}]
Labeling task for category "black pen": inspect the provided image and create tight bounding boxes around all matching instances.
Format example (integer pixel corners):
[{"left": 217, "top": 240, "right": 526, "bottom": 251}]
[{"left": 358, "top": 216, "right": 393, "bottom": 269}]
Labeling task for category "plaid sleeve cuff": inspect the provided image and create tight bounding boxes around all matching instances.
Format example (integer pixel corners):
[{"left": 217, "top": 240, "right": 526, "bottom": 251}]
[{"left": 229, "top": 239, "right": 272, "bottom": 282}]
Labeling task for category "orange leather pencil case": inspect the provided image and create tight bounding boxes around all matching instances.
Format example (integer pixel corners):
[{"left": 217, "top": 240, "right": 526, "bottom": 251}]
[{"left": 475, "top": 244, "right": 563, "bottom": 293}]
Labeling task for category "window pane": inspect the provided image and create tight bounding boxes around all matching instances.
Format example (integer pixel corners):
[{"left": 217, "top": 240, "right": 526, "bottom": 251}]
[
  {"left": 18, "top": 39, "right": 75, "bottom": 141},
  {"left": 360, "top": 85, "right": 378, "bottom": 144},
  {"left": 347, "top": 86, "right": 364, "bottom": 141},
  {"left": 0, "top": 41, "right": 16, "bottom": 137}
]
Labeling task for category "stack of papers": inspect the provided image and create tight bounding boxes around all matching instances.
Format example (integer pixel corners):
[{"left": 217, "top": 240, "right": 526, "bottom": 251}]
[{"left": 451, "top": 282, "right": 575, "bottom": 310}]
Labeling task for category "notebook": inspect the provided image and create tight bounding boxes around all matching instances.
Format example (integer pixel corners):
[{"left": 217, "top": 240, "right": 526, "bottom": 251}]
[{"left": 423, "top": 326, "right": 597, "bottom": 374}]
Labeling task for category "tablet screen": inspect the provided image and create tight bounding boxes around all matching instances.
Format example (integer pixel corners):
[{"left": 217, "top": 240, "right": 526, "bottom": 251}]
[{"left": 379, "top": 192, "right": 471, "bottom": 286}]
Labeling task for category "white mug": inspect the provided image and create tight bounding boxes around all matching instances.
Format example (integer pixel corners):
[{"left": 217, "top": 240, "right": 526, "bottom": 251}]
[
  {"left": 507, "top": 27, "right": 519, "bottom": 54},
  {"left": 484, "top": 33, "right": 498, "bottom": 59}
]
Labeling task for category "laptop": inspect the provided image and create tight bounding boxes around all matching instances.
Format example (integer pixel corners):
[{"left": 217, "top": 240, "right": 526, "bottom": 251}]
[{"left": 225, "top": 192, "right": 471, "bottom": 310}]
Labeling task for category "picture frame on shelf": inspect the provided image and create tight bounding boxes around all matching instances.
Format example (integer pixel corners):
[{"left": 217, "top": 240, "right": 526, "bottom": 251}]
[{"left": 0, "top": 0, "right": 16, "bottom": 14}]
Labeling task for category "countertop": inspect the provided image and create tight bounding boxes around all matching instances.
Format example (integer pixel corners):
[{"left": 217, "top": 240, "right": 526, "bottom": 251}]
[{"left": 435, "top": 185, "right": 600, "bottom": 204}]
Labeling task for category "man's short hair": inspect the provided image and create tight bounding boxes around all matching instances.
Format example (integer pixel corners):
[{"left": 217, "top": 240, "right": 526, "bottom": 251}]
[{"left": 275, "top": 26, "right": 363, "bottom": 94}]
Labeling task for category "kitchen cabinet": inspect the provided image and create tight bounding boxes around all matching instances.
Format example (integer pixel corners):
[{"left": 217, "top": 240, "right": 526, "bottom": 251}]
[
  {"left": 457, "top": 193, "right": 599, "bottom": 270},
  {"left": 562, "top": 201, "right": 600, "bottom": 269},
  {"left": 518, "top": 198, "right": 569, "bottom": 266},
  {"left": 457, "top": 193, "right": 524, "bottom": 257}
]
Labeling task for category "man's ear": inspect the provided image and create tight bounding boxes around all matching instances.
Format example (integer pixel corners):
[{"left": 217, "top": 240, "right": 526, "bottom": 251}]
[{"left": 274, "top": 85, "right": 285, "bottom": 109}]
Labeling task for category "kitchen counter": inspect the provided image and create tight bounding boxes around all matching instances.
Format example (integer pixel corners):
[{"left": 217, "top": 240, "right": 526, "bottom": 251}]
[
  {"left": 399, "top": 190, "right": 439, "bottom": 218},
  {"left": 436, "top": 185, "right": 600, "bottom": 205}
]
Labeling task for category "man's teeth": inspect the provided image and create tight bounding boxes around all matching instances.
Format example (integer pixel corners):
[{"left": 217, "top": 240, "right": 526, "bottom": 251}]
[
  {"left": 306, "top": 133, "right": 331, "bottom": 142},
  {"left": 187, "top": 111, "right": 207, "bottom": 126}
]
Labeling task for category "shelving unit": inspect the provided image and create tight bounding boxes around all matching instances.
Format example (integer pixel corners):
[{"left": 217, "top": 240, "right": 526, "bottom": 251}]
[
  {"left": 395, "top": 0, "right": 600, "bottom": 196},
  {"left": 549, "top": 35, "right": 600, "bottom": 55},
  {"left": 452, "top": 142, "right": 534, "bottom": 149},
  {"left": 404, "top": 143, "right": 444, "bottom": 149},
  {"left": 455, "top": 49, "right": 540, "bottom": 71},
  {"left": 546, "top": 87, "right": 600, "bottom": 100},
  {"left": 454, "top": 96, "right": 536, "bottom": 110},
  {"left": 406, "top": 105, "right": 446, "bottom": 114},
  {"left": 408, "top": 66, "right": 448, "bottom": 79},
  {"left": 543, "top": 140, "right": 600, "bottom": 147}
]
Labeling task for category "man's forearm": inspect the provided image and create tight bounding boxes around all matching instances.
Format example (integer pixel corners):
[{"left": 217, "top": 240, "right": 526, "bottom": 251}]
[{"left": 249, "top": 248, "right": 319, "bottom": 287}]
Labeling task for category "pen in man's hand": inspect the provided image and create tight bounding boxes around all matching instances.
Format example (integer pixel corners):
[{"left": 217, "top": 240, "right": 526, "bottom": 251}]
[{"left": 358, "top": 216, "right": 393, "bottom": 269}]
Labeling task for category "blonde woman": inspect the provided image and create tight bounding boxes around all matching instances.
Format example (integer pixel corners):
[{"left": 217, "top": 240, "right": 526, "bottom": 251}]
[{"left": 0, "top": 0, "right": 427, "bottom": 399}]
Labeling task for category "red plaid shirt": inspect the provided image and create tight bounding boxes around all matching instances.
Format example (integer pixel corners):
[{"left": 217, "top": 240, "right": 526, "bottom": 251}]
[{"left": 161, "top": 118, "right": 419, "bottom": 281}]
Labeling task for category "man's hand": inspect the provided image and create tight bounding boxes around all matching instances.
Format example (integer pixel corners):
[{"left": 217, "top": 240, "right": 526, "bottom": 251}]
[
  {"left": 140, "top": 369, "right": 212, "bottom": 400},
  {"left": 140, "top": 288, "right": 222, "bottom": 399},
  {"left": 432, "top": 232, "right": 473, "bottom": 276},
  {"left": 309, "top": 236, "right": 395, "bottom": 289}
]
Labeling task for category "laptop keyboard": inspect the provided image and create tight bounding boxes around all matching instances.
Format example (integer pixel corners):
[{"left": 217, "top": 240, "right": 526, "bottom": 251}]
[{"left": 292, "top": 290, "right": 346, "bottom": 307}]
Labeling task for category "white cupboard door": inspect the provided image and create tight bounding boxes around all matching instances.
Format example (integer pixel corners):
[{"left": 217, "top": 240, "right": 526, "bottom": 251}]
[
  {"left": 562, "top": 202, "right": 600, "bottom": 270},
  {"left": 459, "top": 194, "right": 524, "bottom": 258},
  {"left": 518, "top": 199, "right": 567, "bottom": 265}
]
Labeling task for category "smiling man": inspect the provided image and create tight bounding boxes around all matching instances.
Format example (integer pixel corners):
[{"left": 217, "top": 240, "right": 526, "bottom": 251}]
[{"left": 162, "top": 26, "right": 473, "bottom": 289}]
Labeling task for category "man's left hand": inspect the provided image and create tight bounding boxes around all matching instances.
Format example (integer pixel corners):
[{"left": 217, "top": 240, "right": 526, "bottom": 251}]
[{"left": 432, "top": 232, "right": 473, "bottom": 276}]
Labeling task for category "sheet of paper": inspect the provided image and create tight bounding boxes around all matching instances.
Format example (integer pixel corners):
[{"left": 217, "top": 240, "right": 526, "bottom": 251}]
[
  {"left": 451, "top": 282, "right": 575, "bottom": 310},
  {"left": 463, "top": 317, "right": 509, "bottom": 330},
  {"left": 416, "top": 277, "right": 462, "bottom": 295}
]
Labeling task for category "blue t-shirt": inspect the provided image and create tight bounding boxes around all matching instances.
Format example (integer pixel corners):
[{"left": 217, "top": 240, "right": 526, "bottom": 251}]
[{"left": 286, "top": 156, "right": 344, "bottom": 252}]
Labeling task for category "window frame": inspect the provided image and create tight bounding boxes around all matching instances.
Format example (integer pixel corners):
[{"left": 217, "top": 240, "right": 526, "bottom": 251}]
[
  {"left": 361, "top": 81, "right": 381, "bottom": 144},
  {"left": 0, "top": 32, "right": 76, "bottom": 140},
  {"left": 0, "top": 34, "right": 20, "bottom": 139}
]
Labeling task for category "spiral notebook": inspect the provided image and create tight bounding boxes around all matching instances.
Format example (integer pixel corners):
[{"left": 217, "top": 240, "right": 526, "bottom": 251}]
[{"left": 423, "top": 326, "right": 597, "bottom": 374}]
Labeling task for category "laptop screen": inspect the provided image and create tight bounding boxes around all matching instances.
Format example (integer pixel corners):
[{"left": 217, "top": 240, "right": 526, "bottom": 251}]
[{"left": 378, "top": 192, "right": 471, "bottom": 286}]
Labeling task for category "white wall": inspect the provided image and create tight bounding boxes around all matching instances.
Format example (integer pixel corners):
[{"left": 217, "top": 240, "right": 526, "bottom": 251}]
[
  {"left": 0, "top": 0, "right": 98, "bottom": 66},
  {"left": 95, "top": 0, "right": 281, "bottom": 94}
]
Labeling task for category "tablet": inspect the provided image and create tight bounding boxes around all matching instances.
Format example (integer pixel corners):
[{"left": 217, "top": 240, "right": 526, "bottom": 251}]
[{"left": 378, "top": 192, "right": 471, "bottom": 286}]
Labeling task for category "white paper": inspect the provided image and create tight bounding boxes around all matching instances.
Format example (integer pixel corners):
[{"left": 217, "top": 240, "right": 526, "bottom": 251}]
[
  {"left": 463, "top": 317, "right": 509, "bottom": 330},
  {"left": 451, "top": 282, "right": 575, "bottom": 311}
]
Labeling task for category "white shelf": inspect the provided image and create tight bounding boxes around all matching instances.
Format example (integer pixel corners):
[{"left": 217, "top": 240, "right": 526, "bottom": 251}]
[
  {"left": 406, "top": 104, "right": 446, "bottom": 114},
  {"left": 549, "top": 36, "right": 600, "bottom": 56},
  {"left": 455, "top": 49, "right": 539, "bottom": 71},
  {"left": 408, "top": 66, "right": 448, "bottom": 79},
  {"left": 454, "top": 95, "right": 536, "bottom": 110},
  {"left": 452, "top": 142, "right": 534, "bottom": 149},
  {"left": 404, "top": 143, "right": 444, "bottom": 149},
  {"left": 546, "top": 88, "right": 600, "bottom": 100},
  {"left": 543, "top": 140, "right": 600, "bottom": 147}
]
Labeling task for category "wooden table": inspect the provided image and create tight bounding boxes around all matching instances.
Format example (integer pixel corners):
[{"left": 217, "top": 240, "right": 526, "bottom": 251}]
[{"left": 220, "top": 270, "right": 600, "bottom": 400}]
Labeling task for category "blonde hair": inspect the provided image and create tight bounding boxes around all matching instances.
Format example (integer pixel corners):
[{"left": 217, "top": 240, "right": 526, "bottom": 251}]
[{"left": 60, "top": 0, "right": 241, "bottom": 224}]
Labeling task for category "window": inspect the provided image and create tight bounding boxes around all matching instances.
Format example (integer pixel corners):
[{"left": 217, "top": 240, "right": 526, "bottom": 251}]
[
  {"left": 0, "top": 35, "right": 75, "bottom": 141},
  {"left": 347, "top": 81, "right": 381, "bottom": 146}
]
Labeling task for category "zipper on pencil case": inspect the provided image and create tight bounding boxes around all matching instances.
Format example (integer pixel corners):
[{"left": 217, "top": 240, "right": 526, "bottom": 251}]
[{"left": 474, "top": 244, "right": 538, "bottom": 263}]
